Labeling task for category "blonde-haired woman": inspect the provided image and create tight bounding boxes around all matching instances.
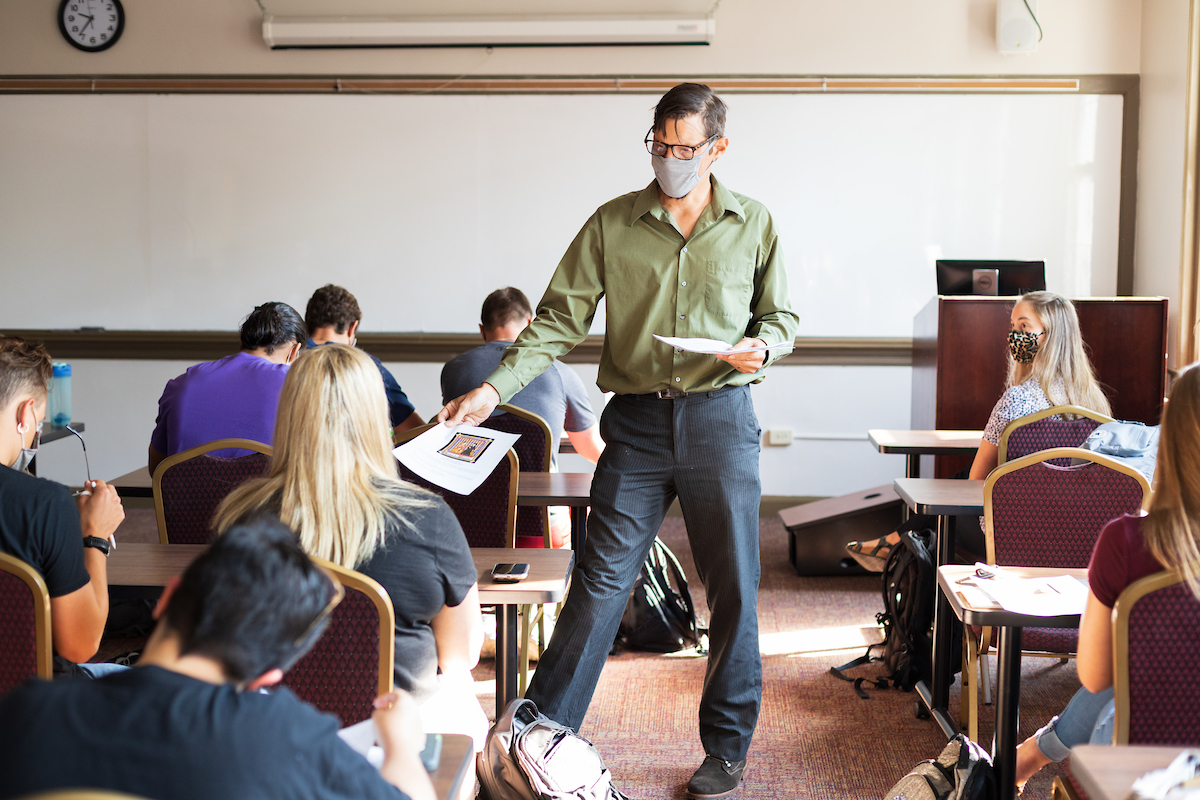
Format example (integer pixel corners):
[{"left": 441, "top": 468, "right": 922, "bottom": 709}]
[
  {"left": 968, "top": 289, "right": 1111, "bottom": 480},
  {"left": 1014, "top": 363, "right": 1200, "bottom": 787},
  {"left": 213, "top": 344, "right": 487, "bottom": 750},
  {"left": 849, "top": 291, "right": 1111, "bottom": 569}
]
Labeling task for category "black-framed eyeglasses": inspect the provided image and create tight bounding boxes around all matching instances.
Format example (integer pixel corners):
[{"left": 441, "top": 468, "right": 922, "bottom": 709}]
[
  {"left": 65, "top": 424, "right": 91, "bottom": 485},
  {"left": 644, "top": 127, "right": 717, "bottom": 161}
]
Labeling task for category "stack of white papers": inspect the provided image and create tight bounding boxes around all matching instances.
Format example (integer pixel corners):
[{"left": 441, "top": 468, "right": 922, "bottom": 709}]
[
  {"left": 652, "top": 334, "right": 793, "bottom": 355},
  {"left": 964, "top": 566, "right": 1088, "bottom": 617},
  {"left": 393, "top": 423, "right": 520, "bottom": 495}
]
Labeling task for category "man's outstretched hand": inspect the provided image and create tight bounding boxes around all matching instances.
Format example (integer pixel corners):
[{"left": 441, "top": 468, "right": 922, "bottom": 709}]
[{"left": 438, "top": 383, "right": 501, "bottom": 427}]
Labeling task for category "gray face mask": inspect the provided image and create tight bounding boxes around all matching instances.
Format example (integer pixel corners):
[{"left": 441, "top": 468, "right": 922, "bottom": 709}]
[
  {"left": 651, "top": 139, "right": 715, "bottom": 199},
  {"left": 10, "top": 419, "right": 41, "bottom": 472}
]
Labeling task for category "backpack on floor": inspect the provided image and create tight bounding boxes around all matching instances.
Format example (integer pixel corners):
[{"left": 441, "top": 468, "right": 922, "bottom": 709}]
[
  {"left": 883, "top": 734, "right": 997, "bottom": 800},
  {"left": 614, "top": 536, "right": 704, "bottom": 654},
  {"left": 831, "top": 518, "right": 960, "bottom": 697},
  {"left": 478, "top": 698, "right": 628, "bottom": 800}
]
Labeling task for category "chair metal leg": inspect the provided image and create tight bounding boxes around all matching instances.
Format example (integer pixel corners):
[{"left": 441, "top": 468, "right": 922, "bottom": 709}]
[
  {"left": 981, "top": 645, "right": 993, "bottom": 705},
  {"left": 1051, "top": 775, "right": 1083, "bottom": 800},
  {"left": 965, "top": 629, "right": 981, "bottom": 743}
]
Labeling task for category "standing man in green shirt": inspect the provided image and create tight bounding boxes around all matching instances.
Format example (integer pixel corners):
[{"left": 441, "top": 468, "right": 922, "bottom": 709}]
[{"left": 440, "top": 83, "right": 797, "bottom": 799}]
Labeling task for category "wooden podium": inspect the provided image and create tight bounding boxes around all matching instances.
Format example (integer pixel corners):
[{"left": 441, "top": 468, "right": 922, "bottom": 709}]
[{"left": 912, "top": 296, "right": 1169, "bottom": 478}]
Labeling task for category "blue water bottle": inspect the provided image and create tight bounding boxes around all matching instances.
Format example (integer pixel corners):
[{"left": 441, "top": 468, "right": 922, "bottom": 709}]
[{"left": 50, "top": 363, "right": 72, "bottom": 427}]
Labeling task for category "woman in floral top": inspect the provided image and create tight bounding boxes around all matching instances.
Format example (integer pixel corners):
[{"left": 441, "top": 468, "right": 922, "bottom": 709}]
[{"left": 848, "top": 291, "right": 1112, "bottom": 570}]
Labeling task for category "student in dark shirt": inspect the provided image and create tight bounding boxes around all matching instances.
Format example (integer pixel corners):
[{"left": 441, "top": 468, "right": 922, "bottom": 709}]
[
  {"left": 0, "top": 516, "right": 435, "bottom": 800},
  {"left": 304, "top": 283, "right": 425, "bottom": 434},
  {"left": 0, "top": 336, "right": 124, "bottom": 668}
]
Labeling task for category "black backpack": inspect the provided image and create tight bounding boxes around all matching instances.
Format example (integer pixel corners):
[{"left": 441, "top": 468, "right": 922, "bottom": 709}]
[
  {"left": 883, "top": 734, "right": 997, "bottom": 800},
  {"left": 614, "top": 537, "right": 704, "bottom": 653},
  {"left": 831, "top": 518, "right": 960, "bottom": 697}
]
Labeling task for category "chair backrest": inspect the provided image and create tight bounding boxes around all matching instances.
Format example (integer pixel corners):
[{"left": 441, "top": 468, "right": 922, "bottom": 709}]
[
  {"left": 985, "top": 448, "right": 1150, "bottom": 568},
  {"left": 153, "top": 438, "right": 273, "bottom": 545},
  {"left": 1113, "top": 570, "right": 1200, "bottom": 745},
  {"left": 280, "top": 558, "right": 395, "bottom": 728},
  {"left": 998, "top": 404, "right": 1114, "bottom": 465},
  {"left": 395, "top": 424, "right": 519, "bottom": 548},
  {"left": 479, "top": 404, "right": 552, "bottom": 547},
  {"left": 0, "top": 552, "right": 52, "bottom": 695}
]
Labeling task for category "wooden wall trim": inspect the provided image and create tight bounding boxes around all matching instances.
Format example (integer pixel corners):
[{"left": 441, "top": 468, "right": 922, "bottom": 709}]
[
  {"left": 0, "top": 75, "right": 1089, "bottom": 95},
  {"left": 2, "top": 330, "right": 914, "bottom": 367}
]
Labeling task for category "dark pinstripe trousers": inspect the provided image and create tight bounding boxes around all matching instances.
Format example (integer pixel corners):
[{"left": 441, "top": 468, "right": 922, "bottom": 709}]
[{"left": 525, "top": 384, "right": 763, "bottom": 761}]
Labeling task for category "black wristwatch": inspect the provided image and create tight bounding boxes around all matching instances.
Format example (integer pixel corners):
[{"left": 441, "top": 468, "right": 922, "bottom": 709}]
[{"left": 82, "top": 536, "right": 111, "bottom": 557}]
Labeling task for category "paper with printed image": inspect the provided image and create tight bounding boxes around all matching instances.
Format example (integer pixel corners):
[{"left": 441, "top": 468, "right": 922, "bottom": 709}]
[
  {"left": 652, "top": 334, "right": 793, "bottom": 355},
  {"left": 393, "top": 423, "right": 520, "bottom": 495}
]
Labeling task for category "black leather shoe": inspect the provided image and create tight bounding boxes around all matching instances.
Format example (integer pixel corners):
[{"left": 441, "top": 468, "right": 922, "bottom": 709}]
[{"left": 687, "top": 755, "right": 747, "bottom": 799}]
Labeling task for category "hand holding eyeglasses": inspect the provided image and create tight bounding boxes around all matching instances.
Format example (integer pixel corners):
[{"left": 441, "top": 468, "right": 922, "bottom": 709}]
[{"left": 76, "top": 479, "right": 124, "bottom": 544}]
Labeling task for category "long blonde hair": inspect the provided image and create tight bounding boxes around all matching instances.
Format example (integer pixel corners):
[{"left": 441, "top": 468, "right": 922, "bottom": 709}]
[
  {"left": 1008, "top": 291, "right": 1111, "bottom": 417},
  {"left": 1143, "top": 364, "right": 1200, "bottom": 600},
  {"left": 213, "top": 345, "right": 434, "bottom": 569}
]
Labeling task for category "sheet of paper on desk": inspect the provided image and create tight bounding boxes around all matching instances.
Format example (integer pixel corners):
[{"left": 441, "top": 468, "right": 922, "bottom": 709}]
[
  {"left": 393, "top": 423, "right": 520, "bottom": 495},
  {"left": 338, "top": 718, "right": 385, "bottom": 768},
  {"left": 652, "top": 334, "right": 794, "bottom": 355},
  {"left": 973, "top": 574, "right": 1088, "bottom": 617}
]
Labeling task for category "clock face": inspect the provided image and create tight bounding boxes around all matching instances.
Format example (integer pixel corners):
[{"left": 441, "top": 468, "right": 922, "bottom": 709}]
[{"left": 58, "top": 0, "right": 124, "bottom": 52}]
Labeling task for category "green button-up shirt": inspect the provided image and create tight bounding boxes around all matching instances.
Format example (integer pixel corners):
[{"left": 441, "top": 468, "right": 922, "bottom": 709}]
[{"left": 486, "top": 175, "right": 799, "bottom": 401}]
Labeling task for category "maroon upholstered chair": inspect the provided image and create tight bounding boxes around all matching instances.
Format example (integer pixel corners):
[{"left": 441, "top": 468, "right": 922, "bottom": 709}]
[
  {"left": 960, "top": 448, "right": 1150, "bottom": 740},
  {"left": 997, "top": 404, "right": 1113, "bottom": 465},
  {"left": 1113, "top": 570, "right": 1200, "bottom": 745},
  {"left": 0, "top": 552, "right": 52, "bottom": 695},
  {"left": 153, "top": 438, "right": 272, "bottom": 545},
  {"left": 395, "top": 424, "right": 518, "bottom": 549},
  {"left": 479, "top": 404, "right": 554, "bottom": 550},
  {"left": 280, "top": 559, "right": 394, "bottom": 728}
]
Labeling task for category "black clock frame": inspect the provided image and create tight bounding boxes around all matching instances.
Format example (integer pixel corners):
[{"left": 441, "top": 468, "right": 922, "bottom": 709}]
[{"left": 58, "top": 0, "right": 124, "bottom": 53}]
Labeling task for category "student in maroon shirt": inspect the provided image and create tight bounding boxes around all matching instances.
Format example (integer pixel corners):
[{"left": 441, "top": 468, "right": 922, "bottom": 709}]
[
  {"left": 148, "top": 302, "right": 306, "bottom": 474},
  {"left": 1015, "top": 364, "right": 1200, "bottom": 787}
]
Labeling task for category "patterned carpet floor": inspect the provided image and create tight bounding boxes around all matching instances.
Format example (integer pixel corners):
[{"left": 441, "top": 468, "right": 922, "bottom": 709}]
[{"left": 472, "top": 515, "right": 1080, "bottom": 800}]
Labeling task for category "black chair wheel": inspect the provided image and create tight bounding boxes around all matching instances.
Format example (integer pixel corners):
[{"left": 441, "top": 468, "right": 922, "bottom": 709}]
[{"left": 914, "top": 700, "right": 930, "bottom": 720}]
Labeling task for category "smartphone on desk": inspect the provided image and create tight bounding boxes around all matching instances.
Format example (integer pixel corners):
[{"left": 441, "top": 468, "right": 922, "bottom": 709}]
[{"left": 491, "top": 562, "right": 529, "bottom": 582}]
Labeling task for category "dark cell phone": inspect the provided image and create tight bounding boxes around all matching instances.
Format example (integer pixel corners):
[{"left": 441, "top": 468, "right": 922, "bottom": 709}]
[
  {"left": 420, "top": 733, "right": 442, "bottom": 772},
  {"left": 491, "top": 562, "right": 530, "bottom": 582}
]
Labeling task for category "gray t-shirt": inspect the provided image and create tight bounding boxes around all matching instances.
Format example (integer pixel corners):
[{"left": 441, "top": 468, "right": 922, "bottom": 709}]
[{"left": 441, "top": 340, "right": 597, "bottom": 469}]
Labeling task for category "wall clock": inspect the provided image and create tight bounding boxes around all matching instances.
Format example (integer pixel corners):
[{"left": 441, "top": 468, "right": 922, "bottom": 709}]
[{"left": 59, "top": 0, "right": 124, "bottom": 52}]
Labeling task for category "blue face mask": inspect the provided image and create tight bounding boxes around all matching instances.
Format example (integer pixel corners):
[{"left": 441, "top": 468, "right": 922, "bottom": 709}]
[{"left": 10, "top": 417, "right": 41, "bottom": 472}]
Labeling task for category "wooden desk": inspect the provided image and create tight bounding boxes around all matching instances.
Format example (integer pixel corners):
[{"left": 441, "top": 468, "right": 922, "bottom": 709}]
[
  {"left": 868, "top": 429, "right": 982, "bottom": 479},
  {"left": 1067, "top": 744, "right": 1188, "bottom": 800},
  {"left": 475, "top": 547, "right": 574, "bottom": 718},
  {"left": 109, "top": 542, "right": 574, "bottom": 721},
  {"left": 939, "top": 565, "right": 1088, "bottom": 800},
  {"left": 894, "top": 478, "right": 985, "bottom": 738},
  {"left": 432, "top": 733, "right": 474, "bottom": 800},
  {"left": 111, "top": 465, "right": 152, "bottom": 498},
  {"left": 515, "top": 472, "right": 593, "bottom": 555}
]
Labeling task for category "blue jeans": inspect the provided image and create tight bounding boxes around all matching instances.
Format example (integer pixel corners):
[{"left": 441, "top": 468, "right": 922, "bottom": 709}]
[
  {"left": 78, "top": 662, "right": 130, "bottom": 679},
  {"left": 525, "top": 385, "right": 763, "bottom": 761},
  {"left": 1034, "top": 686, "right": 1116, "bottom": 760}
]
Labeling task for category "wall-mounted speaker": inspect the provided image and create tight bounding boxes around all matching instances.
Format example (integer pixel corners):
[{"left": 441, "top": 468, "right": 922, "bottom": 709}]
[{"left": 997, "top": 0, "right": 1039, "bottom": 54}]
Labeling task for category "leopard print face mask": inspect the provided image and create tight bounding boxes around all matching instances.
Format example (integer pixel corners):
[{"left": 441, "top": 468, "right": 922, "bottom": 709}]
[{"left": 1007, "top": 330, "right": 1042, "bottom": 364}]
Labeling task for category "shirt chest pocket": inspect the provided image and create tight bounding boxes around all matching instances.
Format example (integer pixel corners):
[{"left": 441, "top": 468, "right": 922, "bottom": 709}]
[{"left": 704, "top": 260, "right": 755, "bottom": 319}]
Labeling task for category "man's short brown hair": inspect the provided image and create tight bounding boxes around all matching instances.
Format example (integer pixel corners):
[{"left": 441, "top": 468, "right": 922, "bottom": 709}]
[
  {"left": 481, "top": 287, "right": 533, "bottom": 332},
  {"left": 0, "top": 337, "right": 52, "bottom": 409},
  {"left": 305, "top": 284, "right": 362, "bottom": 335}
]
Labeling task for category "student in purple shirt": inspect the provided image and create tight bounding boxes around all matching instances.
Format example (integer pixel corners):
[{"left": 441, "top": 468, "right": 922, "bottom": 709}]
[{"left": 148, "top": 302, "right": 306, "bottom": 475}]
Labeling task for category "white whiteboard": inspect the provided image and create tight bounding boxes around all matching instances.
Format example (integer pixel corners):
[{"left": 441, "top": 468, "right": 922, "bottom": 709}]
[{"left": 0, "top": 92, "right": 1122, "bottom": 337}]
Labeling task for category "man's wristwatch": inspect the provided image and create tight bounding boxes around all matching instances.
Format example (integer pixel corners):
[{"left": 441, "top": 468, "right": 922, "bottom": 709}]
[{"left": 82, "top": 536, "right": 111, "bottom": 557}]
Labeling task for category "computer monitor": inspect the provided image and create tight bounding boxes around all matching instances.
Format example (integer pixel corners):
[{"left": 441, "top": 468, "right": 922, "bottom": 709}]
[{"left": 935, "top": 260, "right": 1046, "bottom": 296}]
